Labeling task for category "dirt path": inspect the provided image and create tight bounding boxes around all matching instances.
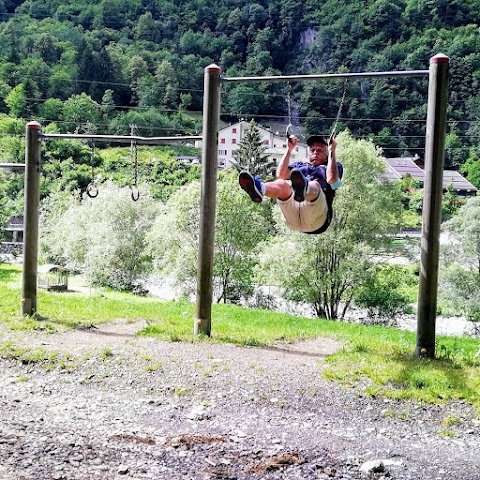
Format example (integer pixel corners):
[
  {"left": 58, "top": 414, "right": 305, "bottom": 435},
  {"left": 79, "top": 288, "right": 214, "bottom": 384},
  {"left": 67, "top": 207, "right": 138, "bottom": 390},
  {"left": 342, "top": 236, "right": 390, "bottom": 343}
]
[{"left": 1, "top": 321, "right": 479, "bottom": 480}]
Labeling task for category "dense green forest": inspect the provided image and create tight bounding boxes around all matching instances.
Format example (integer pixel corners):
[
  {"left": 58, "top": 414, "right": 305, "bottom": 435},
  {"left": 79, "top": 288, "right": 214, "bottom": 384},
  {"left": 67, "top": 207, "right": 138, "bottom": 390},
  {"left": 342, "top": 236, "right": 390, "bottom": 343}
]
[{"left": 0, "top": 0, "right": 479, "bottom": 174}]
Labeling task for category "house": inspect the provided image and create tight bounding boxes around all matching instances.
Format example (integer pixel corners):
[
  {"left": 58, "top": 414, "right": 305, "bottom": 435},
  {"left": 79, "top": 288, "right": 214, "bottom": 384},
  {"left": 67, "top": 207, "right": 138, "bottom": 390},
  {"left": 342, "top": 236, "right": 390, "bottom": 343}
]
[
  {"left": 381, "top": 157, "right": 478, "bottom": 196},
  {"left": 195, "top": 120, "right": 308, "bottom": 168}
]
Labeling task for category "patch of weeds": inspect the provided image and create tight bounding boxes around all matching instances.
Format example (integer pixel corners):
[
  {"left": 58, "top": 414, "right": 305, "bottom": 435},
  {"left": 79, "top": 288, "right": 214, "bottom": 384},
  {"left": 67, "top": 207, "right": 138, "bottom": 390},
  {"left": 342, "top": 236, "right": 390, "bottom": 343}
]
[
  {"left": 145, "top": 362, "right": 163, "bottom": 372},
  {"left": 250, "top": 364, "right": 266, "bottom": 372},
  {"left": 0, "top": 342, "right": 59, "bottom": 366},
  {"left": 17, "top": 374, "right": 29, "bottom": 383},
  {"left": 438, "top": 429, "right": 455, "bottom": 438},
  {"left": 382, "top": 409, "right": 410, "bottom": 421},
  {"left": 242, "top": 337, "right": 264, "bottom": 347},
  {"left": 58, "top": 360, "right": 76, "bottom": 371},
  {"left": 101, "top": 348, "right": 114, "bottom": 360},
  {"left": 174, "top": 386, "right": 191, "bottom": 397},
  {"left": 352, "top": 343, "right": 370, "bottom": 353},
  {"left": 442, "top": 415, "right": 461, "bottom": 427}
]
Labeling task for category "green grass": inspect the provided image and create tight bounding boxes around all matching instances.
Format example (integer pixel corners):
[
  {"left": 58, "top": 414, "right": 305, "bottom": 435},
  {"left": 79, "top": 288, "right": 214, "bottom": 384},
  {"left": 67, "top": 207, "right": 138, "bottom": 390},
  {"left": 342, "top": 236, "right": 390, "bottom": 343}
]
[{"left": 2, "top": 262, "right": 480, "bottom": 410}]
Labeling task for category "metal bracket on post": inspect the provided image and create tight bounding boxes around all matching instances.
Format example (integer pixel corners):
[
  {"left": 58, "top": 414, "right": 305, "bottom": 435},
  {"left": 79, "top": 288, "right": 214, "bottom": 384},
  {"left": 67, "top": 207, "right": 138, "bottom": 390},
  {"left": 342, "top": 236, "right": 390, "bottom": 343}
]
[
  {"left": 416, "top": 54, "right": 450, "bottom": 358},
  {"left": 21, "top": 121, "right": 42, "bottom": 316},
  {"left": 195, "top": 64, "right": 221, "bottom": 336}
]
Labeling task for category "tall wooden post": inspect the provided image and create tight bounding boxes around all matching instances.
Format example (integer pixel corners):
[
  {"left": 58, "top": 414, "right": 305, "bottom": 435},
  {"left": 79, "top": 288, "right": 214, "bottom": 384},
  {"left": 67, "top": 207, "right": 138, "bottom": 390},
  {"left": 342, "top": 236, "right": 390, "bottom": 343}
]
[
  {"left": 21, "top": 122, "right": 42, "bottom": 316},
  {"left": 195, "top": 64, "right": 221, "bottom": 336},
  {"left": 416, "top": 54, "right": 449, "bottom": 358}
]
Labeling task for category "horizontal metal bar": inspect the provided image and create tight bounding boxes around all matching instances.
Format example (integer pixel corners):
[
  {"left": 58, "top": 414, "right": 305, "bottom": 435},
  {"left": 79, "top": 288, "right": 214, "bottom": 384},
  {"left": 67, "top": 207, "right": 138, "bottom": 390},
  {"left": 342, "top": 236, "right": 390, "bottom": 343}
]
[
  {"left": 222, "top": 70, "right": 430, "bottom": 83},
  {"left": 0, "top": 163, "right": 26, "bottom": 168},
  {"left": 40, "top": 133, "right": 202, "bottom": 145}
]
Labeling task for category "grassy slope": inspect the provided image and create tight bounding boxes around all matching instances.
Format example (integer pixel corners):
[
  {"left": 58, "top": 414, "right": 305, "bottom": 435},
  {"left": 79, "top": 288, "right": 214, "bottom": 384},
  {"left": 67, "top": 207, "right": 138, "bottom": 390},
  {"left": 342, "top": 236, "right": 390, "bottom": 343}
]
[{"left": 1, "top": 263, "right": 480, "bottom": 410}]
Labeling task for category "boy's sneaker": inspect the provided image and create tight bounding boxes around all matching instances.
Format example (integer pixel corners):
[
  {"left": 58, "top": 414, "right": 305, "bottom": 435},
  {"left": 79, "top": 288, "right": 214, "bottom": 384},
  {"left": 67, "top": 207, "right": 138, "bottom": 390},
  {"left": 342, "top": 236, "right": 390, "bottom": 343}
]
[
  {"left": 239, "top": 171, "right": 263, "bottom": 203},
  {"left": 290, "top": 168, "right": 308, "bottom": 202}
]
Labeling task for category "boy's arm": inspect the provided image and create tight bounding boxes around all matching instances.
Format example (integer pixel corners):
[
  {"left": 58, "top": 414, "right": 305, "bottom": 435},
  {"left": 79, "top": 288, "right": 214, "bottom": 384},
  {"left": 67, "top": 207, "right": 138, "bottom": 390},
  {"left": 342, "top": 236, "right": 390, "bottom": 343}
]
[
  {"left": 326, "top": 136, "right": 340, "bottom": 186},
  {"left": 276, "top": 136, "right": 297, "bottom": 179}
]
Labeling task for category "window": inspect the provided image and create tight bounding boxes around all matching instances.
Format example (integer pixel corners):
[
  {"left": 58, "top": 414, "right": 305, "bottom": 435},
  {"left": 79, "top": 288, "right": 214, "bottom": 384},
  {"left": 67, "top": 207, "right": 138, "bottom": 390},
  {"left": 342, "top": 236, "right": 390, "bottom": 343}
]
[
  {"left": 232, "top": 139, "right": 236, "bottom": 144},
  {"left": 218, "top": 149, "right": 228, "bottom": 155},
  {"left": 221, "top": 138, "right": 225, "bottom": 144},
  {"left": 263, "top": 140, "right": 269, "bottom": 145},
  {"left": 232, "top": 128, "right": 237, "bottom": 133}
]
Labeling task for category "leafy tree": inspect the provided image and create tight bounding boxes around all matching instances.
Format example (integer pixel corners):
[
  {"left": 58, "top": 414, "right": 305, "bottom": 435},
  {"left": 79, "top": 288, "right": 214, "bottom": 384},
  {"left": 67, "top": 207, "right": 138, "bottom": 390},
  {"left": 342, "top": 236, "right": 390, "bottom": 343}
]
[
  {"left": 38, "top": 98, "right": 64, "bottom": 122},
  {"left": 353, "top": 264, "right": 411, "bottom": 322},
  {"left": 461, "top": 151, "right": 480, "bottom": 189},
  {"left": 230, "top": 120, "right": 276, "bottom": 178},
  {"left": 101, "top": 89, "right": 116, "bottom": 117},
  {"left": 213, "top": 172, "right": 271, "bottom": 303},
  {"left": 225, "top": 84, "right": 265, "bottom": 116},
  {"left": 147, "top": 173, "right": 271, "bottom": 302},
  {"left": 40, "top": 183, "right": 161, "bottom": 290},
  {"left": 148, "top": 152, "right": 201, "bottom": 202},
  {"left": 256, "top": 132, "right": 402, "bottom": 319},
  {"left": 155, "top": 59, "right": 178, "bottom": 110},
  {"left": 440, "top": 196, "right": 480, "bottom": 322},
  {"left": 136, "top": 75, "right": 159, "bottom": 109},
  {"left": 5, "top": 84, "right": 27, "bottom": 118},
  {"left": 441, "top": 181, "right": 461, "bottom": 221},
  {"left": 133, "top": 12, "right": 156, "bottom": 41},
  {"left": 62, "top": 93, "right": 102, "bottom": 133}
]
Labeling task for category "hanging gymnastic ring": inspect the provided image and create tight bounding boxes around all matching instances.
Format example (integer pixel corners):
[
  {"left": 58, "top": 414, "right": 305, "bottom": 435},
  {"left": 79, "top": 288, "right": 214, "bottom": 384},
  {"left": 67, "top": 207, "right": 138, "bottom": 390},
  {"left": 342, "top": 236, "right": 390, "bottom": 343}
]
[
  {"left": 86, "top": 182, "right": 99, "bottom": 198},
  {"left": 286, "top": 123, "right": 294, "bottom": 143},
  {"left": 130, "top": 185, "right": 140, "bottom": 202}
]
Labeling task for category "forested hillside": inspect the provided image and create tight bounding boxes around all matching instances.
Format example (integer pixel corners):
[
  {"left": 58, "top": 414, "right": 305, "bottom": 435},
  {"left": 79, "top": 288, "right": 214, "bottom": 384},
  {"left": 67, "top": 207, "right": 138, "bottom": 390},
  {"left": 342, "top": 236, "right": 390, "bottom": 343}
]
[{"left": 0, "top": 0, "right": 479, "bottom": 175}]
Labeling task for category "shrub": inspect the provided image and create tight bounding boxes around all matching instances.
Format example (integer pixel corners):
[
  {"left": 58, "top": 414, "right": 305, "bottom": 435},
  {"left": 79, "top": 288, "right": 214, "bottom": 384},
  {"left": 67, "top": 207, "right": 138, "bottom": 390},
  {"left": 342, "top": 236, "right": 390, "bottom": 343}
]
[
  {"left": 354, "top": 265, "right": 410, "bottom": 321},
  {"left": 40, "top": 183, "right": 161, "bottom": 290}
]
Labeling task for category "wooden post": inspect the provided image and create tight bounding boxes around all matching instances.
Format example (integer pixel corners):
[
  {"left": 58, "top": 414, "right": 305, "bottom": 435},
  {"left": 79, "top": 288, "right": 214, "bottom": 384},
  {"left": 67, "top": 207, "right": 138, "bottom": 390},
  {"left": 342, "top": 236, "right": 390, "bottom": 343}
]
[
  {"left": 195, "top": 64, "right": 221, "bottom": 336},
  {"left": 21, "top": 122, "right": 42, "bottom": 316},
  {"left": 416, "top": 54, "right": 449, "bottom": 358}
]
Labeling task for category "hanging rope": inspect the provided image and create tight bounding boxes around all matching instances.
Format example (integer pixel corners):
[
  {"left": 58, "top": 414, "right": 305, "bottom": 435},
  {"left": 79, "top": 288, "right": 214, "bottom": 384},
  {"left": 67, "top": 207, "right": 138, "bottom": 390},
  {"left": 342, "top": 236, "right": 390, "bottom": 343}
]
[
  {"left": 86, "top": 142, "right": 99, "bottom": 198},
  {"left": 286, "top": 82, "right": 294, "bottom": 143},
  {"left": 329, "top": 79, "right": 348, "bottom": 142},
  {"left": 130, "top": 124, "right": 140, "bottom": 202}
]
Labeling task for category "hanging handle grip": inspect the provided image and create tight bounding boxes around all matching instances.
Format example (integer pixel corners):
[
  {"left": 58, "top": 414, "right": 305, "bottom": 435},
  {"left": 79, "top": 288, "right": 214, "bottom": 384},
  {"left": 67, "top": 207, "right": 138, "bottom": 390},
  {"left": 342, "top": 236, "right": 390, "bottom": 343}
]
[{"left": 286, "top": 124, "right": 294, "bottom": 144}]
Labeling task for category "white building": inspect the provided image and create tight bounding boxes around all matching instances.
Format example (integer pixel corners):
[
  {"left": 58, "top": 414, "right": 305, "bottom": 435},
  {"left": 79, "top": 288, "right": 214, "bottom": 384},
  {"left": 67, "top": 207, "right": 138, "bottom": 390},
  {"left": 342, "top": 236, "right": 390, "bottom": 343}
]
[{"left": 195, "top": 120, "right": 308, "bottom": 168}]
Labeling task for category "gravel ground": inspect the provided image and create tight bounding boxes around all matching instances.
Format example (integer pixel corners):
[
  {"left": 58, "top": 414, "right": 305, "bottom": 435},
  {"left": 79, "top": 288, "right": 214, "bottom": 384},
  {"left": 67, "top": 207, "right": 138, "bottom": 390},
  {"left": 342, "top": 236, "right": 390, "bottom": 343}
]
[{"left": 1, "top": 321, "right": 480, "bottom": 480}]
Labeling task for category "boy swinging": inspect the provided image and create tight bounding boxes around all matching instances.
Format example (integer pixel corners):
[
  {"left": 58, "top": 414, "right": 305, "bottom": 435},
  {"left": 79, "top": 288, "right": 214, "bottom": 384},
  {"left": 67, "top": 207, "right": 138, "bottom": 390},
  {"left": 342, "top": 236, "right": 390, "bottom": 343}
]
[{"left": 239, "top": 134, "right": 343, "bottom": 234}]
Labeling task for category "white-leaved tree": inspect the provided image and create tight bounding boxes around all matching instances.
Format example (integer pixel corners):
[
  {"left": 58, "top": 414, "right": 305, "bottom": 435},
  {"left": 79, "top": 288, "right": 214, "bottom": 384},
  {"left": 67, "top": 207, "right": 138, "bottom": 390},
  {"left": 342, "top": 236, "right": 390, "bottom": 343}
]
[
  {"left": 255, "top": 131, "right": 403, "bottom": 319},
  {"left": 439, "top": 196, "right": 480, "bottom": 322},
  {"left": 147, "top": 171, "right": 272, "bottom": 303},
  {"left": 40, "top": 182, "right": 161, "bottom": 290}
]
